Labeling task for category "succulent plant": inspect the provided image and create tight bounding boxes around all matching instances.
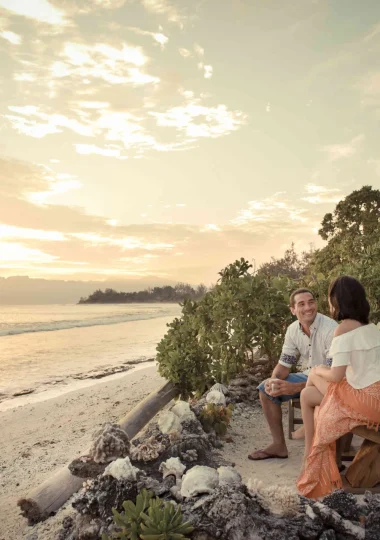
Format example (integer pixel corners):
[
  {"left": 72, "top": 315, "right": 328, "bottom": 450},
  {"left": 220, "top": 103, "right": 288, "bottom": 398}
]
[
  {"left": 140, "top": 499, "right": 193, "bottom": 540},
  {"left": 102, "top": 489, "right": 193, "bottom": 540}
]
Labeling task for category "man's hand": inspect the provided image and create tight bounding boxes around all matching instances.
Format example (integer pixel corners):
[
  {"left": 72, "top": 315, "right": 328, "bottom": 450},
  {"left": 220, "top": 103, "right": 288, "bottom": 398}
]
[{"left": 268, "top": 379, "right": 297, "bottom": 397}]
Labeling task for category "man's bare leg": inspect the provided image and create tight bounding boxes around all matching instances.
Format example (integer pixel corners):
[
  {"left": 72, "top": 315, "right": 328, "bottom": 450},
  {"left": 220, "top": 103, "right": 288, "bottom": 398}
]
[{"left": 248, "top": 391, "right": 288, "bottom": 459}]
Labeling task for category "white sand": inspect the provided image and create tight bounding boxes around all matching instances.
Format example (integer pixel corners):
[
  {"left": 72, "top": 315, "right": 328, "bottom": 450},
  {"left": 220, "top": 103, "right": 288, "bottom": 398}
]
[{"left": 0, "top": 367, "right": 306, "bottom": 539}]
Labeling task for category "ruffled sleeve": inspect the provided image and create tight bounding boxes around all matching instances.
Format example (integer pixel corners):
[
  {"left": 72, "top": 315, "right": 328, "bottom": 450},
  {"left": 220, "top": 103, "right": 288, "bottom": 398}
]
[{"left": 329, "top": 335, "right": 351, "bottom": 368}]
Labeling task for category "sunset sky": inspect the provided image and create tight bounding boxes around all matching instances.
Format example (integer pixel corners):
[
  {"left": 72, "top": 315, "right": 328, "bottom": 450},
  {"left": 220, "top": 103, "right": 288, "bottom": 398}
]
[{"left": 1, "top": 0, "right": 380, "bottom": 285}]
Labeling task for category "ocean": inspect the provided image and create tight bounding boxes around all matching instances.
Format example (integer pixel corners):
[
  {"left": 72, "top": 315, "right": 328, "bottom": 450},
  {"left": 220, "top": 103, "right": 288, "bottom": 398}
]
[{"left": 0, "top": 303, "right": 181, "bottom": 411}]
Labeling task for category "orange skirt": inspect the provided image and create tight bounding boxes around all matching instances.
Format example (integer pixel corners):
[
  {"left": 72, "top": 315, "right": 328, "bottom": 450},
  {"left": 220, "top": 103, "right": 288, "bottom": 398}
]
[{"left": 297, "top": 379, "right": 380, "bottom": 499}]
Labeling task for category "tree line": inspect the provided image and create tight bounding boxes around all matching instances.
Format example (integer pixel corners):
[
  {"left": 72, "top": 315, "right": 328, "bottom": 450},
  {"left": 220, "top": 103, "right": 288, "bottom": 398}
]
[{"left": 78, "top": 282, "right": 208, "bottom": 304}]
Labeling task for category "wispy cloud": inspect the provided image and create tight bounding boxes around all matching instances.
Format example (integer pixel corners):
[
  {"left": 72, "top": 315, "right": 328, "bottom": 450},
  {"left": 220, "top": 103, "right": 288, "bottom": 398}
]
[
  {"left": 0, "top": 0, "right": 66, "bottom": 25},
  {"left": 140, "top": 0, "right": 185, "bottom": 27},
  {"left": 0, "top": 30, "right": 22, "bottom": 44},
  {"left": 321, "top": 134, "right": 364, "bottom": 161},
  {"left": 302, "top": 184, "right": 342, "bottom": 204},
  {"left": 128, "top": 26, "right": 169, "bottom": 48}
]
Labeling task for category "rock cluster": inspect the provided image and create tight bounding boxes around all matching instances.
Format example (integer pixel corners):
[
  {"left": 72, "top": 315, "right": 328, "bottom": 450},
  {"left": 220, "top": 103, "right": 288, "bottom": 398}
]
[{"left": 58, "top": 375, "right": 380, "bottom": 540}]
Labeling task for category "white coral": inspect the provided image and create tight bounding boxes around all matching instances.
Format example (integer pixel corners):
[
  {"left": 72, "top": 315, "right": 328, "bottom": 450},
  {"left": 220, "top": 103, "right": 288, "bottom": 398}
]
[
  {"left": 171, "top": 401, "right": 196, "bottom": 422},
  {"left": 217, "top": 466, "right": 242, "bottom": 487},
  {"left": 103, "top": 457, "right": 139, "bottom": 481},
  {"left": 158, "top": 411, "right": 182, "bottom": 434},
  {"left": 159, "top": 457, "right": 186, "bottom": 480},
  {"left": 181, "top": 465, "right": 219, "bottom": 498},
  {"left": 247, "top": 478, "right": 300, "bottom": 517},
  {"left": 205, "top": 390, "right": 226, "bottom": 406}
]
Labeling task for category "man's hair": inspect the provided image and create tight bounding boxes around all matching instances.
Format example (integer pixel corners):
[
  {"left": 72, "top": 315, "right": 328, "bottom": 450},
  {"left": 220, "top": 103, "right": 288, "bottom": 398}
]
[
  {"left": 328, "top": 276, "right": 370, "bottom": 324},
  {"left": 289, "top": 288, "right": 314, "bottom": 307}
]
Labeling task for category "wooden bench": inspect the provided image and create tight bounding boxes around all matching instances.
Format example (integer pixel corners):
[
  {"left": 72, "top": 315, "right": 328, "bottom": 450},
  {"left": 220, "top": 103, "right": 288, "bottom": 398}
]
[{"left": 288, "top": 399, "right": 380, "bottom": 493}]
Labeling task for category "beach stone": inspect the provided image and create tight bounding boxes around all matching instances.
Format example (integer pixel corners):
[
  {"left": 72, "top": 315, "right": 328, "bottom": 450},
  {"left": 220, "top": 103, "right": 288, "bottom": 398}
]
[{"left": 181, "top": 465, "right": 219, "bottom": 498}]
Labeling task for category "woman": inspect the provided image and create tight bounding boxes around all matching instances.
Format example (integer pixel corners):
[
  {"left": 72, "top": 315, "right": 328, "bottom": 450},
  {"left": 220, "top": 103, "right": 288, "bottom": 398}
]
[{"left": 297, "top": 275, "right": 380, "bottom": 498}]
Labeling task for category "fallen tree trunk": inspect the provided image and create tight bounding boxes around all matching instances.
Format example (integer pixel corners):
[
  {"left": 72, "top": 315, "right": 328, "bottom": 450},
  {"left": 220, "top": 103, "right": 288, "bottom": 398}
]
[{"left": 18, "top": 380, "right": 178, "bottom": 524}]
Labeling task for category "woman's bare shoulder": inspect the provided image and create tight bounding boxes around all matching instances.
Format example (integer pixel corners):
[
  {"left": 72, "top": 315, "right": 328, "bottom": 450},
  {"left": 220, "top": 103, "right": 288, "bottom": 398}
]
[{"left": 334, "top": 319, "right": 363, "bottom": 337}]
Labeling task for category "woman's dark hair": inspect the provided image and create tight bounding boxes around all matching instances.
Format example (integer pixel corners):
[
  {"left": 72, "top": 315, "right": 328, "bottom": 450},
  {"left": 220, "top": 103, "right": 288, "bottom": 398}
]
[{"left": 328, "top": 276, "right": 370, "bottom": 324}]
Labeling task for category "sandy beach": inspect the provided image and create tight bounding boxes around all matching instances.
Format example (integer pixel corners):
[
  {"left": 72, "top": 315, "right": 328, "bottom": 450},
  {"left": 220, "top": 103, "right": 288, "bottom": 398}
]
[{"left": 0, "top": 365, "right": 305, "bottom": 539}]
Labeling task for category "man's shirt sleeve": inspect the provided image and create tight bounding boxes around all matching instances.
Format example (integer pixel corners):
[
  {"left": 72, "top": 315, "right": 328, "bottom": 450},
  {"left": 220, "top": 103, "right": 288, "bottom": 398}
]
[{"left": 278, "top": 326, "right": 299, "bottom": 368}]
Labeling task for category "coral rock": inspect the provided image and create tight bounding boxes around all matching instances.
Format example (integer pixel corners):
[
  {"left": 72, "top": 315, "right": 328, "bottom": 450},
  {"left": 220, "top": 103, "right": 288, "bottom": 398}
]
[
  {"left": 247, "top": 478, "right": 300, "bottom": 517},
  {"left": 130, "top": 436, "right": 165, "bottom": 462},
  {"left": 171, "top": 401, "right": 196, "bottom": 422},
  {"left": 209, "top": 383, "right": 228, "bottom": 396},
  {"left": 89, "top": 423, "right": 130, "bottom": 464},
  {"left": 159, "top": 457, "right": 186, "bottom": 480},
  {"left": 206, "top": 390, "right": 226, "bottom": 406},
  {"left": 158, "top": 411, "right": 182, "bottom": 434},
  {"left": 181, "top": 465, "right": 219, "bottom": 498},
  {"left": 103, "top": 457, "right": 139, "bottom": 481},
  {"left": 217, "top": 466, "right": 242, "bottom": 487}
]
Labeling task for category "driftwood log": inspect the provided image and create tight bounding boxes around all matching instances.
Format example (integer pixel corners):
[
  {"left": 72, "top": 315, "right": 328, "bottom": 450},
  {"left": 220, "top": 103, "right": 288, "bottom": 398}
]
[{"left": 18, "top": 380, "right": 178, "bottom": 524}]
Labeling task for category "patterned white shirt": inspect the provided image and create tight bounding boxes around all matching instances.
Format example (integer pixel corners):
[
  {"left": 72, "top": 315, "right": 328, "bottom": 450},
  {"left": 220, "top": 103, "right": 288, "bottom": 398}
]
[{"left": 279, "top": 312, "right": 337, "bottom": 375}]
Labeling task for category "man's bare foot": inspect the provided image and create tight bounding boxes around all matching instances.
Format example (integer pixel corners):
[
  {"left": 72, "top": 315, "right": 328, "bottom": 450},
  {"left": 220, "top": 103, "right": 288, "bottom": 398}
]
[
  {"left": 291, "top": 425, "right": 305, "bottom": 440},
  {"left": 248, "top": 443, "right": 288, "bottom": 460}
]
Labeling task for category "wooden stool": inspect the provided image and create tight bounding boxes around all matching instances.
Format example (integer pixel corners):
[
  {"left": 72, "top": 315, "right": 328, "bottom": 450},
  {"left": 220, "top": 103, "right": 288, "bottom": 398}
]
[
  {"left": 288, "top": 398, "right": 302, "bottom": 439},
  {"left": 340, "top": 426, "right": 380, "bottom": 494}
]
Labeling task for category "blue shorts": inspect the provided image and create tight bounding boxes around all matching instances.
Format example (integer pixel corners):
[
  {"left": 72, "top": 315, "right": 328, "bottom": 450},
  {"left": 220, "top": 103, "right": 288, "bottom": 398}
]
[{"left": 257, "top": 373, "right": 308, "bottom": 406}]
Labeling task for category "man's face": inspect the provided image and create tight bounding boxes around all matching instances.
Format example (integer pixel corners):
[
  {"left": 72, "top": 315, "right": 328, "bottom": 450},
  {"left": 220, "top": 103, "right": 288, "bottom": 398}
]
[{"left": 291, "top": 292, "right": 317, "bottom": 326}]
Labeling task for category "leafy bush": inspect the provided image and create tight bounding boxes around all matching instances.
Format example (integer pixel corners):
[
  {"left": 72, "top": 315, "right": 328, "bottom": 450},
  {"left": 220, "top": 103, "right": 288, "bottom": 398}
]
[
  {"left": 157, "top": 259, "right": 293, "bottom": 397},
  {"left": 103, "top": 489, "right": 193, "bottom": 540}
]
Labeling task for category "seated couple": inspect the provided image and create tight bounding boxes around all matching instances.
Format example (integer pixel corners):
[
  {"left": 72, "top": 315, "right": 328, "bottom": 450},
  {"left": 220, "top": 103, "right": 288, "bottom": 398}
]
[{"left": 249, "top": 278, "right": 380, "bottom": 499}]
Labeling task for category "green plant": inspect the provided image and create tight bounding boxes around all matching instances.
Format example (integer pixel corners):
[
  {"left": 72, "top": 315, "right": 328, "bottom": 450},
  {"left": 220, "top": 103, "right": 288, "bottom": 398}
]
[
  {"left": 140, "top": 498, "right": 194, "bottom": 539},
  {"left": 103, "top": 489, "right": 154, "bottom": 540},
  {"left": 199, "top": 403, "right": 233, "bottom": 436},
  {"left": 102, "top": 489, "right": 193, "bottom": 540}
]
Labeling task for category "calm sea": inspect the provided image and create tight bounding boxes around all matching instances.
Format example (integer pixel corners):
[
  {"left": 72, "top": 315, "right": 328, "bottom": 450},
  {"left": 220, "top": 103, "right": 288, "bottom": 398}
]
[{"left": 0, "top": 303, "right": 181, "bottom": 410}]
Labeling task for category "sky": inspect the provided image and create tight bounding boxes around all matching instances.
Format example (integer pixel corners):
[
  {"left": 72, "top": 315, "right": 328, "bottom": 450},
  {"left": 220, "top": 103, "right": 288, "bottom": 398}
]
[{"left": 1, "top": 0, "right": 380, "bottom": 286}]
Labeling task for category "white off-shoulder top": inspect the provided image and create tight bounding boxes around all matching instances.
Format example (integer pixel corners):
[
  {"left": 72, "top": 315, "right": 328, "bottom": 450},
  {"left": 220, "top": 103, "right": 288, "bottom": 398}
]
[{"left": 329, "top": 323, "right": 380, "bottom": 389}]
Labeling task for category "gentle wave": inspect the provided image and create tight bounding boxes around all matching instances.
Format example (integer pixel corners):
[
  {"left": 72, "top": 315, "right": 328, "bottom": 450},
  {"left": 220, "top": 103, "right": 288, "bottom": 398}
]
[{"left": 0, "top": 310, "right": 174, "bottom": 337}]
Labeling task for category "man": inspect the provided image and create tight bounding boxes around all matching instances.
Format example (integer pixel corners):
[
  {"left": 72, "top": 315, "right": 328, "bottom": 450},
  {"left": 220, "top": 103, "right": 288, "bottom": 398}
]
[{"left": 248, "top": 288, "right": 337, "bottom": 460}]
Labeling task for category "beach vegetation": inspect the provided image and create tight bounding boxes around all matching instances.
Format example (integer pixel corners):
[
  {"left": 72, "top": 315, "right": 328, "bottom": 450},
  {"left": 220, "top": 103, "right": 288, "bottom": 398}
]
[
  {"left": 156, "top": 186, "right": 380, "bottom": 397},
  {"left": 102, "top": 488, "right": 193, "bottom": 540}
]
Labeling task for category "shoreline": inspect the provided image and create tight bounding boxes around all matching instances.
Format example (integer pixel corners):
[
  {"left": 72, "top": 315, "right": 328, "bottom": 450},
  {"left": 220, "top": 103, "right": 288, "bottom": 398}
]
[{"left": 0, "top": 360, "right": 156, "bottom": 413}]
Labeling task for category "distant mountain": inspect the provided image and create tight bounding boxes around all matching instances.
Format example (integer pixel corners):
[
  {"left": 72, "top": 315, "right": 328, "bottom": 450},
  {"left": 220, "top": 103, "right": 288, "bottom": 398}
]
[{"left": 0, "top": 276, "right": 178, "bottom": 304}]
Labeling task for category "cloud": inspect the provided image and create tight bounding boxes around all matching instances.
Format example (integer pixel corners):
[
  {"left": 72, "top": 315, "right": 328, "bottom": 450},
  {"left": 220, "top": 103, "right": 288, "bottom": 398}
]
[
  {"left": 231, "top": 193, "right": 309, "bottom": 231},
  {"left": 75, "top": 143, "right": 124, "bottom": 158},
  {"left": 128, "top": 26, "right": 169, "bottom": 48},
  {"left": 302, "top": 184, "right": 342, "bottom": 204},
  {"left": 363, "top": 22, "right": 380, "bottom": 43},
  {"left": 321, "top": 134, "right": 364, "bottom": 161},
  {"left": 0, "top": 30, "right": 22, "bottom": 44},
  {"left": 140, "top": 0, "right": 185, "bottom": 27},
  {"left": 151, "top": 98, "right": 246, "bottom": 139},
  {"left": 203, "top": 64, "right": 213, "bottom": 79},
  {"left": 179, "top": 48, "right": 192, "bottom": 58},
  {"left": 0, "top": 0, "right": 66, "bottom": 25},
  {"left": 194, "top": 43, "right": 204, "bottom": 57}
]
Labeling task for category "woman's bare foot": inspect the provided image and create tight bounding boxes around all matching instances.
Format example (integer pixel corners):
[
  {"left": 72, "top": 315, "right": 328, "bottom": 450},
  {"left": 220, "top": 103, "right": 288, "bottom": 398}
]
[
  {"left": 248, "top": 443, "right": 288, "bottom": 460},
  {"left": 291, "top": 425, "right": 305, "bottom": 440}
]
